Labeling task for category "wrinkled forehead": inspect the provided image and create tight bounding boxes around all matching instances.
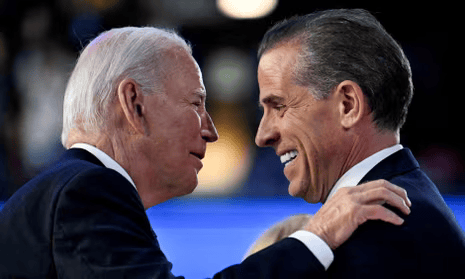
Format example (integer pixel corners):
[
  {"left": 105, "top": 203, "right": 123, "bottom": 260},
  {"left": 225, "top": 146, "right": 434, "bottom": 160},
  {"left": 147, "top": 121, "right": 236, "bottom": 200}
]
[{"left": 161, "top": 47, "right": 206, "bottom": 96}]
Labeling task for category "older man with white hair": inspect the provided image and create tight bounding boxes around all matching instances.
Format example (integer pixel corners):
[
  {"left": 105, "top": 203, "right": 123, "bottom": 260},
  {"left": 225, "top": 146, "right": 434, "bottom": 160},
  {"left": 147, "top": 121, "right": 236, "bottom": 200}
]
[{"left": 0, "top": 26, "right": 411, "bottom": 278}]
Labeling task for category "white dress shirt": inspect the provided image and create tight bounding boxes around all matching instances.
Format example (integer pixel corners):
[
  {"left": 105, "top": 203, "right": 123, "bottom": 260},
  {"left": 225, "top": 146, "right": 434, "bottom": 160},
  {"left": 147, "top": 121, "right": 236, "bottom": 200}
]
[{"left": 289, "top": 144, "right": 403, "bottom": 270}]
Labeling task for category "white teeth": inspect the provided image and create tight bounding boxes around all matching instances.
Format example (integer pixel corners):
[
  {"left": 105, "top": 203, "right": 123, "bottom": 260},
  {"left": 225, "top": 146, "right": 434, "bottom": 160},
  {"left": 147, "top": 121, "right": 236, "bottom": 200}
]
[{"left": 280, "top": 150, "right": 298, "bottom": 165}]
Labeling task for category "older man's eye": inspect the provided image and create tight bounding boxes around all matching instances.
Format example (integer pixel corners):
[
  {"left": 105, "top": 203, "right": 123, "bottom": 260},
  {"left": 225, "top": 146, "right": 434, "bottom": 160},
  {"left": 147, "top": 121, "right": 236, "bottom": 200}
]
[{"left": 275, "top": 104, "right": 285, "bottom": 111}]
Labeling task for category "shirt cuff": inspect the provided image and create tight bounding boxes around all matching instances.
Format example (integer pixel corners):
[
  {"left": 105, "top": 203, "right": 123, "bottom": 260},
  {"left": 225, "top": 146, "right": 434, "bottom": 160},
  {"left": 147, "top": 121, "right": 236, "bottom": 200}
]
[{"left": 289, "top": 230, "right": 334, "bottom": 270}]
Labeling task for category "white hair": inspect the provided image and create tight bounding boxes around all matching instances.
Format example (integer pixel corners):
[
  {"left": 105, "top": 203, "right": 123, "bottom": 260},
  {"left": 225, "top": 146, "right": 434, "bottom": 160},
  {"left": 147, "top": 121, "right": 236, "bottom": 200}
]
[{"left": 61, "top": 26, "right": 192, "bottom": 146}]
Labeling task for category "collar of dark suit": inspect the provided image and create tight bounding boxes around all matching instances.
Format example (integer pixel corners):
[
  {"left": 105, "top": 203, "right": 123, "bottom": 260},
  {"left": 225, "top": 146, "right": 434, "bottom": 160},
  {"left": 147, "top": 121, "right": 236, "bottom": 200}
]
[
  {"left": 359, "top": 148, "right": 420, "bottom": 184},
  {"left": 61, "top": 148, "right": 106, "bottom": 168}
]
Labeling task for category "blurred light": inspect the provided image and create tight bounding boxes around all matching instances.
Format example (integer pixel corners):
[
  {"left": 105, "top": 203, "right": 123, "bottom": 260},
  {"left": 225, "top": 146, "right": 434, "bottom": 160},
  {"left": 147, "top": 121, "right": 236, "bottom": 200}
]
[
  {"left": 194, "top": 109, "right": 254, "bottom": 195},
  {"left": 217, "top": 0, "right": 278, "bottom": 19},
  {"left": 204, "top": 47, "right": 255, "bottom": 103},
  {"left": 13, "top": 46, "right": 74, "bottom": 173}
]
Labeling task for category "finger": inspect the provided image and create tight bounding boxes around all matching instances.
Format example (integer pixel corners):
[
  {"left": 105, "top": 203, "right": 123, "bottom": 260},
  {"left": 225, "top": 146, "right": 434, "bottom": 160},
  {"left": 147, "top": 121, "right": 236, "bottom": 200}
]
[
  {"left": 378, "top": 180, "right": 411, "bottom": 207},
  {"left": 381, "top": 191, "right": 411, "bottom": 215},
  {"left": 358, "top": 180, "right": 411, "bottom": 207},
  {"left": 362, "top": 204, "right": 405, "bottom": 226},
  {"left": 359, "top": 187, "right": 411, "bottom": 216}
]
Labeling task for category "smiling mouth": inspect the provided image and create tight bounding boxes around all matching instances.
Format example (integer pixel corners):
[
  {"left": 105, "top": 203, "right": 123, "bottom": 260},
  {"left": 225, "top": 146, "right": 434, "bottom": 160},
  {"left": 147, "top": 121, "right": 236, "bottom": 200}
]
[{"left": 280, "top": 150, "right": 298, "bottom": 167}]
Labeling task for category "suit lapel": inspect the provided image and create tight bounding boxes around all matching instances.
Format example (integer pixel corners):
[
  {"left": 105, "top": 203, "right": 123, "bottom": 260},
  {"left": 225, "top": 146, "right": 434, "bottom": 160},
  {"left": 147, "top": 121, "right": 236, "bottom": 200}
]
[{"left": 359, "top": 148, "right": 420, "bottom": 185}]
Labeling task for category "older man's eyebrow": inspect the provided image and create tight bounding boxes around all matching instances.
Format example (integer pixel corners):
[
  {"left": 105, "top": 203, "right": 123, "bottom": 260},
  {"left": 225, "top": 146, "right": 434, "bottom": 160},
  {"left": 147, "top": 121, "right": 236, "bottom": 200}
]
[
  {"left": 258, "top": 95, "right": 285, "bottom": 108},
  {"left": 193, "top": 89, "right": 207, "bottom": 99}
]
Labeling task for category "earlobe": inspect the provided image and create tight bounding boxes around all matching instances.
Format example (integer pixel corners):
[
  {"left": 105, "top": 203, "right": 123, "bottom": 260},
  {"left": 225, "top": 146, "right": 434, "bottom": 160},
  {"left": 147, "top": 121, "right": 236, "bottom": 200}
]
[
  {"left": 117, "top": 78, "right": 145, "bottom": 134},
  {"left": 337, "top": 80, "right": 366, "bottom": 129}
]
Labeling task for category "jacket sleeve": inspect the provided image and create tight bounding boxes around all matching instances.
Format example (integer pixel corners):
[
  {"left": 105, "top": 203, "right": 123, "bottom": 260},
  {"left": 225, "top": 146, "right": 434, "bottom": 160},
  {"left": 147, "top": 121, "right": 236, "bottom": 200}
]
[{"left": 212, "top": 237, "right": 327, "bottom": 279}]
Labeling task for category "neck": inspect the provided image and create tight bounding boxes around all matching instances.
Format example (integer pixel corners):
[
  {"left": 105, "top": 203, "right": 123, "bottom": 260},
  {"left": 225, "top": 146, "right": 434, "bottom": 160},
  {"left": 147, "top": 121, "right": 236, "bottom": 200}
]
[
  {"left": 67, "top": 127, "right": 170, "bottom": 209},
  {"left": 94, "top": 133, "right": 170, "bottom": 209},
  {"left": 338, "top": 128, "right": 399, "bottom": 183},
  {"left": 67, "top": 127, "right": 117, "bottom": 157}
]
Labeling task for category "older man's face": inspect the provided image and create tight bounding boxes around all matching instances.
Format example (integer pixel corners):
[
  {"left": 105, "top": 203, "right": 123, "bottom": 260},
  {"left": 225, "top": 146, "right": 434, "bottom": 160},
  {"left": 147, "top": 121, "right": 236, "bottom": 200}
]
[
  {"left": 255, "top": 44, "right": 344, "bottom": 203},
  {"left": 143, "top": 48, "right": 218, "bottom": 197}
]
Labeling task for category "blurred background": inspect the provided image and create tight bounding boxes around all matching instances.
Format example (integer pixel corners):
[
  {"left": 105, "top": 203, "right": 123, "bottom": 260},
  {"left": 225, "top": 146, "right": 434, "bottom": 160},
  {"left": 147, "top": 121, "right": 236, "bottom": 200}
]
[{"left": 0, "top": 0, "right": 463, "bottom": 277}]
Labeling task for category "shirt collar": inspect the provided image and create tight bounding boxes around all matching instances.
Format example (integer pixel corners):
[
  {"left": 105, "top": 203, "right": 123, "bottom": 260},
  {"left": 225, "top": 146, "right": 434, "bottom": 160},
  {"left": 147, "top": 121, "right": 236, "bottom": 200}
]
[
  {"left": 70, "top": 143, "right": 137, "bottom": 190},
  {"left": 326, "top": 144, "right": 403, "bottom": 201}
]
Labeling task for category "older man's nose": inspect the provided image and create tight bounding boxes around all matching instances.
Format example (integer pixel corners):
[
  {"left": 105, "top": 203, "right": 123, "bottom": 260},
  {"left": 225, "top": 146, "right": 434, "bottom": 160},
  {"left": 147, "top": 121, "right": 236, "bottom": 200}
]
[{"left": 201, "top": 111, "right": 219, "bottom": 143}]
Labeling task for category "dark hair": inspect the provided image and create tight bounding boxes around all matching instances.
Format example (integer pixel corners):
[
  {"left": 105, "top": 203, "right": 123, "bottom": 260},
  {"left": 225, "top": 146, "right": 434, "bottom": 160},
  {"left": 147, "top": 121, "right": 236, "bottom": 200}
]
[{"left": 258, "top": 9, "right": 413, "bottom": 131}]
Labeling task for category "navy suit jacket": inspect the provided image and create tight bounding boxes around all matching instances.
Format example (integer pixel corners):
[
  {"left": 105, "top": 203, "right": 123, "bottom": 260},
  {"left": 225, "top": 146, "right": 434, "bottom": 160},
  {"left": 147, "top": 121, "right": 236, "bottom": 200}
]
[
  {"left": 327, "top": 148, "right": 465, "bottom": 278},
  {"left": 0, "top": 148, "right": 324, "bottom": 278}
]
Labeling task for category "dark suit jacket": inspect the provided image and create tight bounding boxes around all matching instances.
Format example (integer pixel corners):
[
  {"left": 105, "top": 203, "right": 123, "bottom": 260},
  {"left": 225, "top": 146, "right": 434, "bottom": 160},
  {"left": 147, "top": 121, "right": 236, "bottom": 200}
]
[
  {"left": 328, "top": 148, "right": 465, "bottom": 278},
  {"left": 0, "top": 148, "right": 324, "bottom": 278}
]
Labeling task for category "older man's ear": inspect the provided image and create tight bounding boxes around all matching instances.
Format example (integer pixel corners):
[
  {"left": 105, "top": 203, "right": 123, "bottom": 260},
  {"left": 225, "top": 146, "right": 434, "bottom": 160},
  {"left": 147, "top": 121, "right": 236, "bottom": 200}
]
[
  {"left": 336, "top": 80, "right": 368, "bottom": 130},
  {"left": 117, "top": 78, "right": 146, "bottom": 135}
]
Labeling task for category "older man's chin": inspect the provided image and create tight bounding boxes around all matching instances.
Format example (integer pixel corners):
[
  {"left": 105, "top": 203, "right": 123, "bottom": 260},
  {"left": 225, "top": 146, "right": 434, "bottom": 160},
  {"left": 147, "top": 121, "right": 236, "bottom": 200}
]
[{"left": 169, "top": 174, "right": 199, "bottom": 198}]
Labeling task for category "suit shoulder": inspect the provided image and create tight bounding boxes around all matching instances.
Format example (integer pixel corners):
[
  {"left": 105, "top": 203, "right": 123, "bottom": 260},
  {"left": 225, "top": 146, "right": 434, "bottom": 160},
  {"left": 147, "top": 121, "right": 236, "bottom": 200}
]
[
  {"left": 331, "top": 184, "right": 465, "bottom": 277},
  {"left": 40, "top": 156, "right": 137, "bottom": 203},
  {"left": 55, "top": 166, "right": 143, "bottom": 217}
]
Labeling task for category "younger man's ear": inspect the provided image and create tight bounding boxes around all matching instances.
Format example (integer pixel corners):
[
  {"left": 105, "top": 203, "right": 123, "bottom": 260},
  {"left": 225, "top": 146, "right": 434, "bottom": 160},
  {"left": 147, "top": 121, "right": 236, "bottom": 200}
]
[
  {"left": 335, "top": 80, "right": 368, "bottom": 129},
  {"left": 117, "top": 78, "right": 145, "bottom": 134}
]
